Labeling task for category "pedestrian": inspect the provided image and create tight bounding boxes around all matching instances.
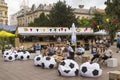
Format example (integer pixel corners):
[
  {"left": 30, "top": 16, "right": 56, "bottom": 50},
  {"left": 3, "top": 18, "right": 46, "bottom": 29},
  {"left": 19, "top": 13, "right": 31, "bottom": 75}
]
[{"left": 116, "top": 35, "right": 120, "bottom": 53}]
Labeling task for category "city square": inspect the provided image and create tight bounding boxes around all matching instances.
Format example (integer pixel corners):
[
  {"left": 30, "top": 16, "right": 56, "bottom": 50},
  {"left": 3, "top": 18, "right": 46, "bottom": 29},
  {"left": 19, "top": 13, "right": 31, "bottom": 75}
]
[
  {"left": 0, "top": 44, "right": 120, "bottom": 80},
  {"left": 1, "top": 0, "right": 120, "bottom": 80}
]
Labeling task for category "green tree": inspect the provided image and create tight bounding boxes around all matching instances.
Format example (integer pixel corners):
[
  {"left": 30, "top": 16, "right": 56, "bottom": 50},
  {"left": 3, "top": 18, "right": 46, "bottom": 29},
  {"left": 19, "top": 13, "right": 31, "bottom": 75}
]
[
  {"left": 28, "top": 22, "right": 34, "bottom": 27},
  {"left": 104, "top": 0, "right": 120, "bottom": 44},
  {"left": 28, "top": 12, "right": 49, "bottom": 27},
  {"left": 103, "top": 18, "right": 119, "bottom": 45},
  {"left": 91, "top": 12, "right": 106, "bottom": 32},
  {"left": 105, "top": 0, "right": 120, "bottom": 21},
  {"left": 48, "top": 1, "right": 78, "bottom": 27},
  {"left": 78, "top": 17, "right": 91, "bottom": 27}
]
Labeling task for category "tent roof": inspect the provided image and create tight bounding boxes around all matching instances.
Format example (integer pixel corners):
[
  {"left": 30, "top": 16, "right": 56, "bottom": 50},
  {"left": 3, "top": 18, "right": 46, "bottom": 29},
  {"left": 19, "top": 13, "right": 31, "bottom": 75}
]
[
  {"left": 17, "top": 27, "right": 94, "bottom": 36},
  {"left": 0, "top": 23, "right": 17, "bottom": 31}
]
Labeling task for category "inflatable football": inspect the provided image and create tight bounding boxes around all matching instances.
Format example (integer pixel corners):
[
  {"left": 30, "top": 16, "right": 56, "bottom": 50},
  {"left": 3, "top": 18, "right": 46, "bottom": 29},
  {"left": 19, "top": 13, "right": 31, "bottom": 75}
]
[
  {"left": 58, "top": 59, "right": 79, "bottom": 76},
  {"left": 34, "top": 55, "right": 43, "bottom": 67},
  {"left": 41, "top": 56, "right": 57, "bottom": 69},
  {"left": 80, "top": 62, "right": 102, "bottom": 77},
  {"left": 18, "top": 51, "right": 30, "bottom": 60}
]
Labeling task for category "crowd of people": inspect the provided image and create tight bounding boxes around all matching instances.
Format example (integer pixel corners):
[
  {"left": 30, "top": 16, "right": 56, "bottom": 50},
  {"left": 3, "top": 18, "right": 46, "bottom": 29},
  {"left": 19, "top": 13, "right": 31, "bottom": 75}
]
[
  {"left": 41, "top": 43, "right": 74, "bottom": 62},
  {"left": 38, "top": 37, "right": 113, "bottom": 63},
  {"left": 4, "top": 36, "right": 114, "bottom": 64},
  {"left": 90, "top": 37, "right": 113, "bottom": 63}
]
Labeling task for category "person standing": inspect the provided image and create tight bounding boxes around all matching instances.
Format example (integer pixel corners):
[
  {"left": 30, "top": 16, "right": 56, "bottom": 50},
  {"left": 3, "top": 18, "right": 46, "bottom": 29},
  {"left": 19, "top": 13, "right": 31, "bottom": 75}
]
[
  {"left": 116, "top": 35, "right": 120, "bottom": 53},
  {"left": 66, "top": 43, "right": 74, "bottom": 60}
]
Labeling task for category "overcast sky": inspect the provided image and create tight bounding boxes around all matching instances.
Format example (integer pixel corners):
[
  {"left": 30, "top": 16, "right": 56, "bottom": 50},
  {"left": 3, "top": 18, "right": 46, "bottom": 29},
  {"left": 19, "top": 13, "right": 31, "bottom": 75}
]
[{"left": 5, "top": 0, "right": 106, "bottom": 24}]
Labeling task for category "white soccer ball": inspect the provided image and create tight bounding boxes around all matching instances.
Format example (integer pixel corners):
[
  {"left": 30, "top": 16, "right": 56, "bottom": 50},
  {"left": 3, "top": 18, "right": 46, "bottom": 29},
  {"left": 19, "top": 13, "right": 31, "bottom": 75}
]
[
  {"left": 58, "top": 59, "right": 79, "bottom": 76},
  {"left": 34, "top": 55, "right": 43, "bottom": 67},
  {"left": 17, "top": 51, "right": 30, "bottom": 60},
  {"left": 4, "top": 54, "right": 15, "bottom": 61},
  {"left": 3, "top": 50, "right": 17, "bottom": 61},
  {"left": 41, "top": 56, "right": 57, "bottom": 69},
  {"left": 80, "top": 62, "right": 102, "bottom": 77}
]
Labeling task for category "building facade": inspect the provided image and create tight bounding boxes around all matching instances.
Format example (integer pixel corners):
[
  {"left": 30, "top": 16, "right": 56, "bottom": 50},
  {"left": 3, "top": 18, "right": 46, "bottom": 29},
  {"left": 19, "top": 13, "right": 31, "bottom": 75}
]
[
  {"left": 10, "top": 6, "right": 30, "bottom": 26},
  {"left": 0, "top": 0, "right": 8, "bottom": 25},
  {"left": 14, "top": 3, "right": 104, "bottom": 26},
  {"left": 17, "top": 4, "right": 52, "bottom": 26}
]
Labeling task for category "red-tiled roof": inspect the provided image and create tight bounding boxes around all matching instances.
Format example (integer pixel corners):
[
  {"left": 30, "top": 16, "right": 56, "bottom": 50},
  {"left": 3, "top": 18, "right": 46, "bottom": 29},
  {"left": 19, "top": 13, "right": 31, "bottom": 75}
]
[{"left": 96, "top": 8, "right": 105, "bottom": 13}]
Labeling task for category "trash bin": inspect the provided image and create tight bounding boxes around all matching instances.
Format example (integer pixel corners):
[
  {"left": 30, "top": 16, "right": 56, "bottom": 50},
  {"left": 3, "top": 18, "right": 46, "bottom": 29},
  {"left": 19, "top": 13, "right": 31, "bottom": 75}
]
[{"left": 84, "top": 43, "right": 89, "bottom": 50}]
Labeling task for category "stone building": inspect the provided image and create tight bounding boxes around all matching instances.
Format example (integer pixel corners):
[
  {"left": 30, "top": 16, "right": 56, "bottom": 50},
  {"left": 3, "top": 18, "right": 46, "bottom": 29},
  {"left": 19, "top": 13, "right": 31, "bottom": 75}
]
[
  {"left": 0, "top": 0, "right": 8, "bottom": 25},
  {"left": 11, "top": 3, "right": 104, "bottom": 26},
  {"left": 10, "top": 6, "right": 30, "bottom": 26}
]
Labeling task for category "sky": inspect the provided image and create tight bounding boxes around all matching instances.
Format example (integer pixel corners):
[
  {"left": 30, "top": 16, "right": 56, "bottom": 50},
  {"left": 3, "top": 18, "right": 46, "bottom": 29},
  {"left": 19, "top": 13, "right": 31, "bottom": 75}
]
[
  {"left": 5, "top": 0, "right": 107, "bottom": 15},
  {"left": 5, "top": 0, "right": 107, "bottom": 24}
]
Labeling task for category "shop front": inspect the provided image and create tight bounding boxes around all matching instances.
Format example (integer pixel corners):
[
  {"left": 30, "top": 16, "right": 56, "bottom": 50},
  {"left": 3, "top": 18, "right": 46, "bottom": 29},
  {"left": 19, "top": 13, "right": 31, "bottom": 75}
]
[{"left": 16, "top": 27, "right": 106, "bottom": 50}]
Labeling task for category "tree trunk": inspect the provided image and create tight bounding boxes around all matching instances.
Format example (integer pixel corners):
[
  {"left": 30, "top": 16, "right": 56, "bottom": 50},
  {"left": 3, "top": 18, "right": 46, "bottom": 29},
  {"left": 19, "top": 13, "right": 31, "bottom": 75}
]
[{"left": 110, "top": 33, "right": 115, "bottom": 45}]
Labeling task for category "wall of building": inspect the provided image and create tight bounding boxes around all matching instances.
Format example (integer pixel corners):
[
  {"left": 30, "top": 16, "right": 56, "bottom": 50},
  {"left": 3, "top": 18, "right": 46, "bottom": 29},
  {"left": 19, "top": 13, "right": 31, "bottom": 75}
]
[
  {"left": 0, "top": 1, "right": 8, "bottom": 25},
  {"left": 10, "top": 3, "right": 103, "bottom": 26}
]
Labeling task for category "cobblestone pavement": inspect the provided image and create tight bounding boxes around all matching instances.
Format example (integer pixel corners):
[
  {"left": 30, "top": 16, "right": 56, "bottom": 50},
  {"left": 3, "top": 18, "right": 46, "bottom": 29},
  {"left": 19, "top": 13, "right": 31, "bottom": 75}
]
[{"left": 0, "top": 44, "right": 120, "bottom": 80}]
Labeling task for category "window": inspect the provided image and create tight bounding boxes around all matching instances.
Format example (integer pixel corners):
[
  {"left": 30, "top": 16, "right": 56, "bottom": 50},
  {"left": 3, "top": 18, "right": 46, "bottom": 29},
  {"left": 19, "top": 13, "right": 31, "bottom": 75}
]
[
  {"left": 5, "top": 11, "right": 7, "bottom": 16},
  {"left": 0, "top": 11, "right": 2, "bottom": 16},
  {"left": 5, "top": 20, "right": 8, "bottom": 25}
]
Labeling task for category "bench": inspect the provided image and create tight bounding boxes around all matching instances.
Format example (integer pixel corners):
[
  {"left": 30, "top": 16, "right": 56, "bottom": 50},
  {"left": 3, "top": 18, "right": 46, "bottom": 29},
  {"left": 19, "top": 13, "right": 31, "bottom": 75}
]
[{"left": 109, "top": 71, "right": 120, "bottom": 80}]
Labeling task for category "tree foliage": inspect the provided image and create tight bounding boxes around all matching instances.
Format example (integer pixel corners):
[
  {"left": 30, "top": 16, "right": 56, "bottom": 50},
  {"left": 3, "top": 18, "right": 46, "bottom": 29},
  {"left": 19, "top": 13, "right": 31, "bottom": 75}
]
[
  {"left": 28, "top": 12, "right": 49, "bottom": 27},
  {"left": 48, "top": 1, "right": 78, "bottom": 27},
  {"left": 105, "top": 0, "right": 120, "bottom": 21},
  {"left": 90, "top": 12, "right": 106, "bottom": 32},
  {"left": 91, "top": 8, "right": 119, "bottom": 44},
  {"left": 28, "top": 1, "right": 78, "bottom": 27},
  {"left": 77, "top": 17, "right": 91, "bottom": 27},
  {"left": 104, "top": 0, "right": 120, "bottom": 44}
]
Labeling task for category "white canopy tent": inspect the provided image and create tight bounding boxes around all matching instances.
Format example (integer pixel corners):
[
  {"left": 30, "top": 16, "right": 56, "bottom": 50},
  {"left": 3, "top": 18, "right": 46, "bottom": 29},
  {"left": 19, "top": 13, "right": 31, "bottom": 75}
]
[
  {"left": 94, "top": 30, "right": 108, "bottom": 35},
  {"left": 17, "top": 27, "right": 94, "bottom": 36},
  {"left": 116, "top": 32, "right": 120, "bottom": 36}
]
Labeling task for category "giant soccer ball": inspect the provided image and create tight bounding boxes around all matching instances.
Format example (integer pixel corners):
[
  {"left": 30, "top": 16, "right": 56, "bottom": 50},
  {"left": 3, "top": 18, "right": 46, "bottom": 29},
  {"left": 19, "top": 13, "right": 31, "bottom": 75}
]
[
  {"left": 34, "top": 55, "right": 43, "bottom": 67},
  {"left": 80, "top": 62, "right": 102, "bottom": 77},
  {"left": 3, "top": 50, "right": 16, "bottom": 61},
  {"left": 18, "top": 51, "right": 30, "bottom": 60},
  {"left": 41, "top": 56, "right": 57, "bottom": 69},
  {"left": 4, "top": 53, "right": 15, "bottom": 61},
  {"left": 58, "top": 59, "right": 79, "bottom": 76}
]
